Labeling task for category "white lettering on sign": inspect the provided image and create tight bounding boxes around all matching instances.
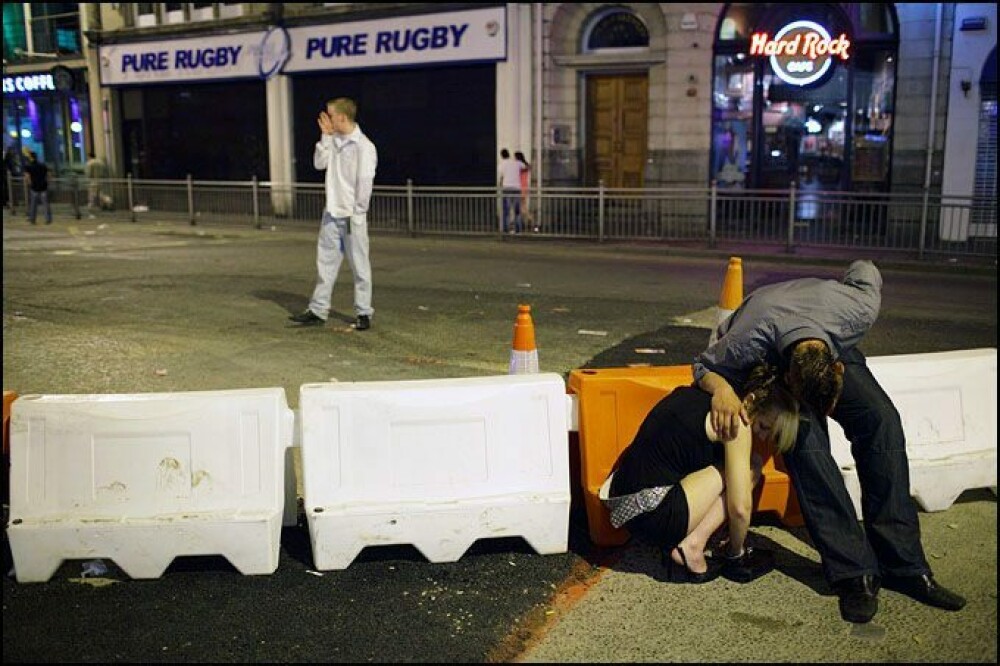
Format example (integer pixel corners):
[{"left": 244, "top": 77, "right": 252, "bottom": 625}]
[
  {"left": 750, "top": 20, "right": 851, "bottom": 87},
  {"left": 2, "top": 74, "right": 56, "bottom": 94}
]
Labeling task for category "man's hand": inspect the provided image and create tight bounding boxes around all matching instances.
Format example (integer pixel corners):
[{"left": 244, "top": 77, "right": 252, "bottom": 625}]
[
  {"left": 710, "top": 382, "right": 747, "bottom": 441},
  {"left": 317, "top": 111, "right": 334, "bottom": 136}
]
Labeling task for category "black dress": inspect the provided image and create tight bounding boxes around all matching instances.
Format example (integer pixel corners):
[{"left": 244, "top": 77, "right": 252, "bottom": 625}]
[{"left": 609, "top": 385, "right": 724, "bottom": 548}]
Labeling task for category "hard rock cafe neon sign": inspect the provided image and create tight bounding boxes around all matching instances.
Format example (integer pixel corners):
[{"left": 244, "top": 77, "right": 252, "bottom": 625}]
[{"left": 750, "top": 20, "right": 851, "bottom": 86}]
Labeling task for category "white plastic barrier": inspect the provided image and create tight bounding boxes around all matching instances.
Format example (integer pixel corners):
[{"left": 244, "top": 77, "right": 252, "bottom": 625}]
[
  {"left": 300, "top": 373, "right": 570, "bottom": 570},
  {"left": 829, "top": 348, "right": 998, "bottom": 516},
  {"left": 7, "top": 388, "right": 295, "bottom": 583}
]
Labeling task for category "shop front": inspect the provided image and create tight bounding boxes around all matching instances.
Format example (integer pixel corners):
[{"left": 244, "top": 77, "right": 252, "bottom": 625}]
[
  {"left": 97, "top": 6, "right": 508, "bottom": 185},
  {"left": 711, "top": 3, "right": 898, "bottom": 193},
  {"left": 3, "top": 67, "right": 92, "bottom": 176},
  {"left": 98, "top": 31, "right": 270, "bottom": 180},
  {"left": 281, "top": 6, "right": 507, "bottom": 186}
]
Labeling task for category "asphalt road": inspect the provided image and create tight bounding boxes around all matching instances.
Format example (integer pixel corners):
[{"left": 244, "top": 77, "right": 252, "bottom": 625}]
[{"left": 3, "top": 214, "right": 997, "bottom": 662}]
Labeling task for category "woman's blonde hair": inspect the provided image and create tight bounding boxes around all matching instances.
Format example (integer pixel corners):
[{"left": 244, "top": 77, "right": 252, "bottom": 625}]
[{"left": 744, "top": 364, "right": 800, "bottom": 454}]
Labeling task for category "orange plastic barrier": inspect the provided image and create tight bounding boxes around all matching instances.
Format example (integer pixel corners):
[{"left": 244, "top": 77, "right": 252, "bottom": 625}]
[
  {"left": 568, "top": 366, "right": 695, "bottom": 547},
  {"left": 568, "top": 366, "right": 802, "bottom": 547},
  {"left": 3, "top": 390, "right": 16, "bottom": 457},
  {"left": 3, "top": 390, "right": 16, "bottom": 505}
]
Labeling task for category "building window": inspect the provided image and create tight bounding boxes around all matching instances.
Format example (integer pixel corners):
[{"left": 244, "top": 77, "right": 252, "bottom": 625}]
[
  {"left": 162, "top": 3, "right": 185, "bottom": 24},
  {"left": 2, "top": 3, "right": 28, "bottom": 60},
  {"left": 972, "top": 57, "right": 997, "bottom": 230},
  {"left": 582, "top": 9, "right": 649, "bottom": 52},
  {"left": 219, "top": 3, "right": 244, "bottom": 19},
  {"left": 190, "top": 2, "right": 215, "bottom": 21},
  {"left": 136, "top": 3, "right": 158, "bottom": 27},
  {"left": 29, "top": 3, "right": 81, "bottom": 56}
]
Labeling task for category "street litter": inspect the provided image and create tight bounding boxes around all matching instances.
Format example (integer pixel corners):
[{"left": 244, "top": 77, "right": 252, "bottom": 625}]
[
  {"left": 634, "top": 348, "right": 665, "bottom": 354},
  {"left": 577, "top": 329, "right": 608, "bottom": 336},
  {"left": 81, "top": 560, "right": 108, "bottom": 578}
]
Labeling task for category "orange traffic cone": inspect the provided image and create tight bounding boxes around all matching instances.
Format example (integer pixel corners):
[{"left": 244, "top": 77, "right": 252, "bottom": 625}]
[
  {"left": 708, "top": 257, "right": 743, "bottom": 346},
  {"left": 509, "top": 304, "right": 539, "bottom": 374}
]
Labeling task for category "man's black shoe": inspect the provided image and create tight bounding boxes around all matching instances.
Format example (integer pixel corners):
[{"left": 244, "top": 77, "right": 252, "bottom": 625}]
[
  {"left": 882, "top": 573, "right": 966, "bottom": 611},
  {"left": 355, "top": 314, "right": 371, "bottom": 331},
  {"left": 832, "top": 575, "right": 880, "bottom": 624},
  {"left": 289, "top": 310, "right": 325, "bottom": 326}
]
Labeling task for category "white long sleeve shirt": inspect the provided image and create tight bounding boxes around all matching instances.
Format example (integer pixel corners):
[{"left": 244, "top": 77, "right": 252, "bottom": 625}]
[{"left": 314, "top": 124, "right": 378, "bottom": 218}]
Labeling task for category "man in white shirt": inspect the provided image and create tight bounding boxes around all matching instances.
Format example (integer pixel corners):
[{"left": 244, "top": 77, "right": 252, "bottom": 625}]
[
  {"left": 290, "top": 97, "right": 378, "bottom": 330},
  {"left": 497, "top": 148, "right": 523, "bottom": 233}
]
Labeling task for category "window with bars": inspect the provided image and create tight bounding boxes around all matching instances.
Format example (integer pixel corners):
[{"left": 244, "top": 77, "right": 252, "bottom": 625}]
[
  {"left": 972, "top": 84, "right": 997, "bottom": 228},
  {"left": 582, "top": 9, "right": 649, "bottom": 52}
]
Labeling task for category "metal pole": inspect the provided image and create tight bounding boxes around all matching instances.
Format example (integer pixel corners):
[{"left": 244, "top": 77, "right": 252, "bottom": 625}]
[
  {"left": 406, "top": 178, "right": 414, "bottom": 237},
  {"left": 598, "top": 180, "right": 605, "bottom": 243},
  {"left": 72, "top": 174, "right": 81, "bottom": 219},
  {"left": 919, "top": 3, "right": 943, "bottom": 260},
  {"left": 128, "top": 173, "right": 135, "bottom": 223},
  {"left": 786, "top": 181, "right": 797, "bottom": 253},
  {"left": 919, "top": 188, "right": 930, "bottom": 259},
  {"left": 709, "top": 180, "right": 718, "bottom": 248},
  {"left": 6, "top": 171, "right": 14, "bottom": 214},
  {"left": 497, "top": 182, "right": 503, "bottom": 239},
  {"left": 534, "top": 2, "right": 544, "bottom": 232},
  {"left": 252, "top": 176, "right": 260, "bottom": 229},
  {"left": 187, "top": 174, "right": 195, "bottom": 225}
]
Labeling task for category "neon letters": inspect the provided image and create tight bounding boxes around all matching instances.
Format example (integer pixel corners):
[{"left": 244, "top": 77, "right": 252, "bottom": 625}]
[{"left": 750, "top": 20, "right": 852, "bottom": 86}]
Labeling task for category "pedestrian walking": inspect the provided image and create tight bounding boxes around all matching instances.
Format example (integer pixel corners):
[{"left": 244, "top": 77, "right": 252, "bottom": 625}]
[
  {"left": 498, "top": 148, "right": 522, "bottom": 234},
  {"left": 514, "top": 151, "right": 536, "bottom": 232},
  {"left": 85, "top": 152, "right": 108, "bottom": 218},
  {"left": 24, "top": 151, "right": 52, "bottom": 225}
]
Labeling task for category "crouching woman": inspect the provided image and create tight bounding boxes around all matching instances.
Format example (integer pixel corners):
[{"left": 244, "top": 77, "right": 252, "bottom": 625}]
[{"left": 600, "top": 364, "right": 799, "bottom": 583}]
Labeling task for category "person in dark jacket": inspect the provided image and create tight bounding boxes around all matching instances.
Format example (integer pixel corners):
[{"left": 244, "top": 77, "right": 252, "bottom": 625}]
[{"left": 24, "top": 151, "right": 52, "bottom": 225}]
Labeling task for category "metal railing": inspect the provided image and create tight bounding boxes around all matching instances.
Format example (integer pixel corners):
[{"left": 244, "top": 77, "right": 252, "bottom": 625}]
[{"left": 5, "top": 173, "right": 996, "bottom": 262}]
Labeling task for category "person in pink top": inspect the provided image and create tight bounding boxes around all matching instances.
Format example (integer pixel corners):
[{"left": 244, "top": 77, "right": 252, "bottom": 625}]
[{"left": 514, "top": 151, "right": 536, "bottom": 232}]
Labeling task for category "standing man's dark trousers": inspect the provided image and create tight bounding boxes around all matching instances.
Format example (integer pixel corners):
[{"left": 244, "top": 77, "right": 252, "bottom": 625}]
[{"left": 783, "top": 347, "right": 929, "bottom": 585}]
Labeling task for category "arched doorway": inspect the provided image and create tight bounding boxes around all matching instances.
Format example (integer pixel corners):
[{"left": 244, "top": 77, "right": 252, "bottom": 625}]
[{"left": 581, "top": 8, "right": 650, "bottom": 187}]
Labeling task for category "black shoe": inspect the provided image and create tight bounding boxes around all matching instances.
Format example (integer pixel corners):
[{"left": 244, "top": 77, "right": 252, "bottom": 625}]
[
  {"left": 882, "top": 573, "right": 966, "bottom": 611},
  {"left": 720, "top": 545, "right": 776, "bottom": 584},
  {"left": 832, "top": 575, "right": 880, "bottom": 624},
  {"left": 659, "top": 546, "right": 722, "bottom": 584},
  {"left": 289, "top": 310, "right": 325, "bottom": 325},
  {"left": 355, "top": 314, "right": 371, "bottom": 331}
]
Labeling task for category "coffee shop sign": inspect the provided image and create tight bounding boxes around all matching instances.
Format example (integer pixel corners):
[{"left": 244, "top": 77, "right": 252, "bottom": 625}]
[
  {"left": 2, "top": 74, "right": 56, "bottom": 94},
  {"left": 750, "top": 20, "right": 851, "bottom": 86}
]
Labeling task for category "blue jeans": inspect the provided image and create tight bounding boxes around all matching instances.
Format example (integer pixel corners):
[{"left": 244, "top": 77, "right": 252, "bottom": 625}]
[
  {"left": 783, "top": 347, "right": 930, "bottom": 584},
  {"left": 502, "top": 190, "right": 521, "bottom": 233},
  {"left": 29, "top": 190, "right": 52, "bottom": 224}
]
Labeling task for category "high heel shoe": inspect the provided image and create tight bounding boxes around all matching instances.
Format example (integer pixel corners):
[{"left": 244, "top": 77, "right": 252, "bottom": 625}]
[
  {"left": 660, "top": 546, "right": 723, "bottom": 584},
  {"left": 720, "top": 544, "right": 776, "bottom": 584}
]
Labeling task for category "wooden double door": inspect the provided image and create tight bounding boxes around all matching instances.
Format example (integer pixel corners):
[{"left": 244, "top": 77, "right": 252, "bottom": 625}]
[{"left": 585, "top": 73, "right": 649, "bottom": 188}]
